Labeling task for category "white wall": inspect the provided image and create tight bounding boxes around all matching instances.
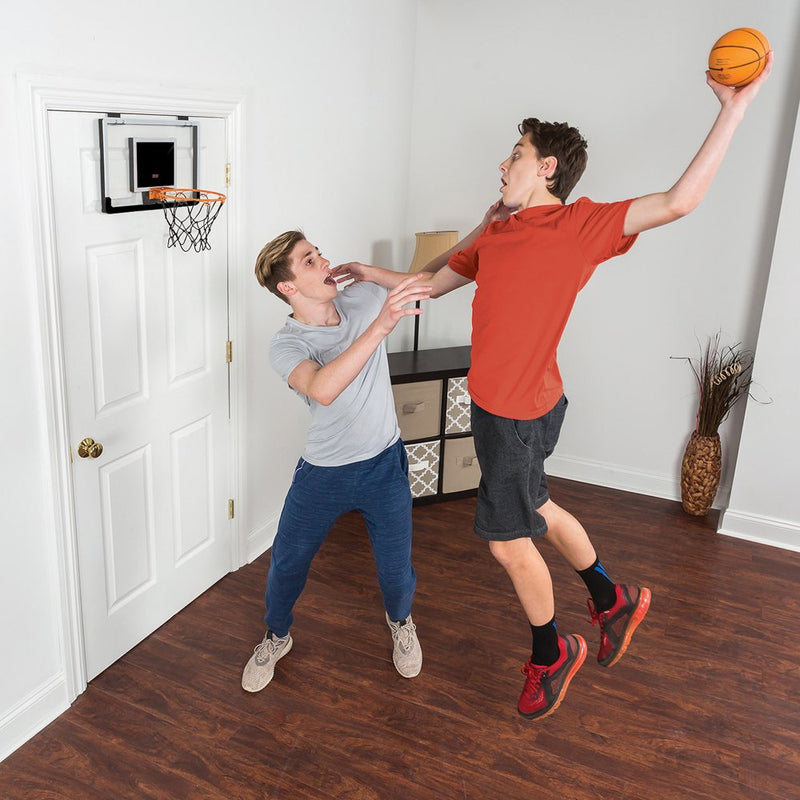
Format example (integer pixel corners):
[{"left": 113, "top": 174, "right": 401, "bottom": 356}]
[
  {"left": 720, "top": 98, "right": 800, "bottom": 550},
  {"left": 0, "top": 0, "right": 417, "bottom": 760},
  {"left": 242, "top": 3, "right": 418, "bottom": 557},
  {"left": 407, "top": 0, "right": 800, "bottom": 504},
  {"left": 3, "top": 0, "right": 800, "bottom": 763}
]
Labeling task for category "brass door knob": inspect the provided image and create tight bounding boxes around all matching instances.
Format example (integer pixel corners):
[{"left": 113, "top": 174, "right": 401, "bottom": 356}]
[{"left": 77, "top": 437, "right": 104, "bottom": 459}]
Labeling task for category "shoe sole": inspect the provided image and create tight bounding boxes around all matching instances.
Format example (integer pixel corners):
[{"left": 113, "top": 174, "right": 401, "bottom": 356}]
[
  {"left": 241, "top": 636, "right": 293, "bottom": 693},
  {"left": 518, "top": 635, "right": 587, "bottom": 721},
  {"left": 601, "top": 588, "right": 651, "bottom": 668}
]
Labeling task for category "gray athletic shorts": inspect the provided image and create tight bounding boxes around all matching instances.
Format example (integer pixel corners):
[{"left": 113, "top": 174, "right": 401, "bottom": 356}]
[{"left": 471, "top": 395, "right": 568, "bottom": 541}]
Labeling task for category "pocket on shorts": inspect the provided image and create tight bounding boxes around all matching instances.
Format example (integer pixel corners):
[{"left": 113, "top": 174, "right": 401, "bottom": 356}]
[
  {"left": 512, "top": 417, "right": 536, "bottom": 448},
  {"left": 511, "top": 396, "right": 568, "bottom": 450},
  {"left": 291, "top": 458, "right": 315, "bottom": 484},
  {"left": 542, "top": 395, "right": 569, "bottom": 457},
  {"left": 397, "top": 439, "right": 410, "bottom": 477}
]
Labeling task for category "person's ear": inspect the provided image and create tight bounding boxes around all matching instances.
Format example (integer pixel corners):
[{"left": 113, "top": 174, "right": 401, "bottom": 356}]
[
  {"left": 277, "top": 281, "right": 295, "bottom": 298},
  {"left": 538, "top": 156, "right": 557, "bottom": 179}
]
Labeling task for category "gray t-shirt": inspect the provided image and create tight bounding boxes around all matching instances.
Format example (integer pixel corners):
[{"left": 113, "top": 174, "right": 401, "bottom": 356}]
[{"left": 269, "top": 281, "right": 400, "bottom": 466}]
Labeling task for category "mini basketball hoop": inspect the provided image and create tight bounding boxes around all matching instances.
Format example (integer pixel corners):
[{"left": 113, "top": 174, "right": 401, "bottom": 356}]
[{"left": 148, "top": 187, "right": 226, "bottom": 252}]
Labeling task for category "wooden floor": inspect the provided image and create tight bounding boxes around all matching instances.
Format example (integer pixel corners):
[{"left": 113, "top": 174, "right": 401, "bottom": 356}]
[{"left": 3, "top": 478, "right": 800, "bottom": 799}]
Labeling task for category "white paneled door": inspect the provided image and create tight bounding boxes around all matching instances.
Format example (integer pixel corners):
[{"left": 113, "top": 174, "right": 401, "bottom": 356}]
[{"left": 49, "top": 110, "right": 233, "bottom": 680}]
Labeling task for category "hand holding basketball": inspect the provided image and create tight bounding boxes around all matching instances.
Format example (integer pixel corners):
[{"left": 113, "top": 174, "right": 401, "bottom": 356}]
[{"left": 708, "top": 28, "right": 770, "bottom": 87}]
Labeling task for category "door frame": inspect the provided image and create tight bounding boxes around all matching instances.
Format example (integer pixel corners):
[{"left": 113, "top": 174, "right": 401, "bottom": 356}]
[{"left": 17, "top": 73, "right": 247, "bottom": 701}]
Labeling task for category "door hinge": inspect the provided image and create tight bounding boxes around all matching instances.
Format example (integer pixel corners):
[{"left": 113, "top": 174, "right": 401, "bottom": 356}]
[
  {"left": 225, "top": 163, "right": 231, "bottom": 188},
  {"left": 226, "top": 340, "right": 233, "bottom": 363},
  {"left": 228, "top": 499, "right": 235, "bottom": 519}
]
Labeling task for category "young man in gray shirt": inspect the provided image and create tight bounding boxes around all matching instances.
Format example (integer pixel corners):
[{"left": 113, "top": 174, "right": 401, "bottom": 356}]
[{"left": 242, "top": 230, "right": 431, "bottom": 692}]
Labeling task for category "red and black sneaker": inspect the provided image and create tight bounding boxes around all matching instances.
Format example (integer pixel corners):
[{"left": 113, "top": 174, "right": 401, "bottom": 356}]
[
  {"left": 588, "top": 584, "right": 651, "bottom": 667},
  {"left": 517, "top": 634, "right": 587, "bottom": 720}
]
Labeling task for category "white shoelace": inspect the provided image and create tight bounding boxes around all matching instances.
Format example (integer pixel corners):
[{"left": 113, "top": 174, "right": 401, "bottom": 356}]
[
  {"left": 254, "top": 635, "right": 281, "bottom": 665},
  {"left": 392, "top": 620, "right": 417, "bottom": 653}
]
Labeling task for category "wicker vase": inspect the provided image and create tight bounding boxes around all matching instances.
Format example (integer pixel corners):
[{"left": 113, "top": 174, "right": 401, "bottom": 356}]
[{"left": 680, "top": 431, "right": 722, "bottom": 516}]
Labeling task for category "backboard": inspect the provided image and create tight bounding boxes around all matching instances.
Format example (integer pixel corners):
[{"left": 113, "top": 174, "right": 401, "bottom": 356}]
[{"left": 99, "top": 115, "right": 199, "bottom": 214}]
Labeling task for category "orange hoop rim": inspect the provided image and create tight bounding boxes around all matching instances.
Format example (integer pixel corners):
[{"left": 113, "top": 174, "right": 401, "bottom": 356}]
[{"left": 148, "top": 187, "right": 226, "bottom": 204}]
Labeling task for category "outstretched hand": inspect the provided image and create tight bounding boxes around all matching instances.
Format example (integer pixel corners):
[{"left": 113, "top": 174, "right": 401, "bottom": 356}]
[
  {"left": 706, "top": 50, "right": 773, "bottom": 110},
  {"left": 375, "top": 273, "right": 432, "bottom": 336},
  {"left": 330, "top": 261, "right": 369, "bottom": 286}
]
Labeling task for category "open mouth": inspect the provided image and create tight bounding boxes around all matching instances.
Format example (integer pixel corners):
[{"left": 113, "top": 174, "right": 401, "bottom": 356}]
[{"left": 324, "top": 274, "right": 336, "bottom": 286}]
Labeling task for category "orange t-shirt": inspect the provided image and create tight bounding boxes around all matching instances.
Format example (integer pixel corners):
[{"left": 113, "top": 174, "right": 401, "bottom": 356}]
[{"left": 449, "top": 197, "right": 638, "bottom": 419}]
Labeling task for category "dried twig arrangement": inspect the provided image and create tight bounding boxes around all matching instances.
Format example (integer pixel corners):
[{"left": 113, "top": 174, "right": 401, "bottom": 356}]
[{"left": 678, "top": 332, "right": 754, "bottom": 437}]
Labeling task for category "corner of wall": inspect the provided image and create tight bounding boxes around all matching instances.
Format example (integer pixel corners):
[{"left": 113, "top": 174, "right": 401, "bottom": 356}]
[
  {"left": 0, "top": 673, "right": 70, "bottom": 763},
  {"left": 718, "top": 508, "right": 800, "bottom": 552}
]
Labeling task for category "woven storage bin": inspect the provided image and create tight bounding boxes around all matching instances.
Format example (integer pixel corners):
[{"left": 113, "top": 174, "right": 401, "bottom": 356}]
[{"left": 680, "top": 431, "right": 721, "bottom": 516}]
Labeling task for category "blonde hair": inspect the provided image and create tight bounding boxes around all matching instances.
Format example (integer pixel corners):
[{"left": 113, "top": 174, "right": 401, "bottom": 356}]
[{"left": 254, "top": 230, "right": 306, "bottom": 304}]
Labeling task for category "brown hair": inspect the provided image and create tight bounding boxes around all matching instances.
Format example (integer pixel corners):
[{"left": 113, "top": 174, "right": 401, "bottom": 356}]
[
  {"left": 518, "top": 118, "right": 588, "bottom": 203},
  {"left": 254, "top": 230, "right": 306, "bottom": 304}
]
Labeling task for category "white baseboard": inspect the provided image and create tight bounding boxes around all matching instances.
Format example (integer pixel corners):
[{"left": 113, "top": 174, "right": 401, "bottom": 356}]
[
  {"left": 718, "top": 509, "right": 800, "bottom": 552},
  {"left": 0, "top": 673, "right": 70, "bottom": 763},
  {"left": 549, "top": 454, "right": 800, "bottom": 553},
  {"left": 245, "top": 514, "right": 279, "bottom": 564},
  {"left": 547, "top": 453, "right": 683, "bottom": 503}
]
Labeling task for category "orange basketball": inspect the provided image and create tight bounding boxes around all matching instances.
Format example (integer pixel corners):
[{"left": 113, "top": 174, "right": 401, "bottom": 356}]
[{"left": 708, "top": 28, "right": 770, "bottom": 87}]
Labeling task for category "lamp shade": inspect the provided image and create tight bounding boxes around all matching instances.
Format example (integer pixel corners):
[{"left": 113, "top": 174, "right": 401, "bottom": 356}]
[
  {"left": 409, "top": 230, "right": 459, "bottom": 273},
  {"left": 407, "top": 230, "right": 459, "bottom": 353}
]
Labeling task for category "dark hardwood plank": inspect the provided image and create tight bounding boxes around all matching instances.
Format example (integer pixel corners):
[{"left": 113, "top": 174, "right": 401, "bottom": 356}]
[{"left": 2, "top": 477, "right": 800, "bottom": 800}]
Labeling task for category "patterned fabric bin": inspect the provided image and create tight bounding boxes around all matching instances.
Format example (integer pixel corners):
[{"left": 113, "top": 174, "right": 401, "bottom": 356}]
[
  {"left": 404, "top": 440, "right": 441, "bottom": 498},
  {"left": 444, "top": 377, "right": 471, "bottom": 434}
]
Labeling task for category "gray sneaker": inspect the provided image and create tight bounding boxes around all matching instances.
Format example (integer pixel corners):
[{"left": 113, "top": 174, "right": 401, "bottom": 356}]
[
  {"left": 385, "top": 612, "right": 422, "bottom": 678},
  {"left": 241, "top": 630, "right": 293, "bottom": 692}
]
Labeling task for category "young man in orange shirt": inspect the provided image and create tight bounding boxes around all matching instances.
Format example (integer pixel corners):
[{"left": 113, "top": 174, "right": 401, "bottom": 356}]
[{"left": 332, "top": 57, "right": 772, "bottom": 719}]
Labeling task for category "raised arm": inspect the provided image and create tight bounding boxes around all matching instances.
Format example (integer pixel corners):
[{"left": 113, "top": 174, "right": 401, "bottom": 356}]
[
  {"left": 421, "top": 200, "right": 514, "bottom": 272},
  {"left": 623, "top": 52, "right": 773, "bottom": 237},
  {"left": 330, "top": 200, "right": 511, "bottom": 295},
  {"left": 288, "top": 275, "right": 432, "bottom": 406}
]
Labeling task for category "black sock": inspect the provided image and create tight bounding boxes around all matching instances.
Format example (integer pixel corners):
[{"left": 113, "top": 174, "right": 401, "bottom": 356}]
[
  {"left": 530, "top": 618, "right": 560, "bottom": 666},
  {"left": 577, "top": 558, "right": 617, "bottom": 612}
]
